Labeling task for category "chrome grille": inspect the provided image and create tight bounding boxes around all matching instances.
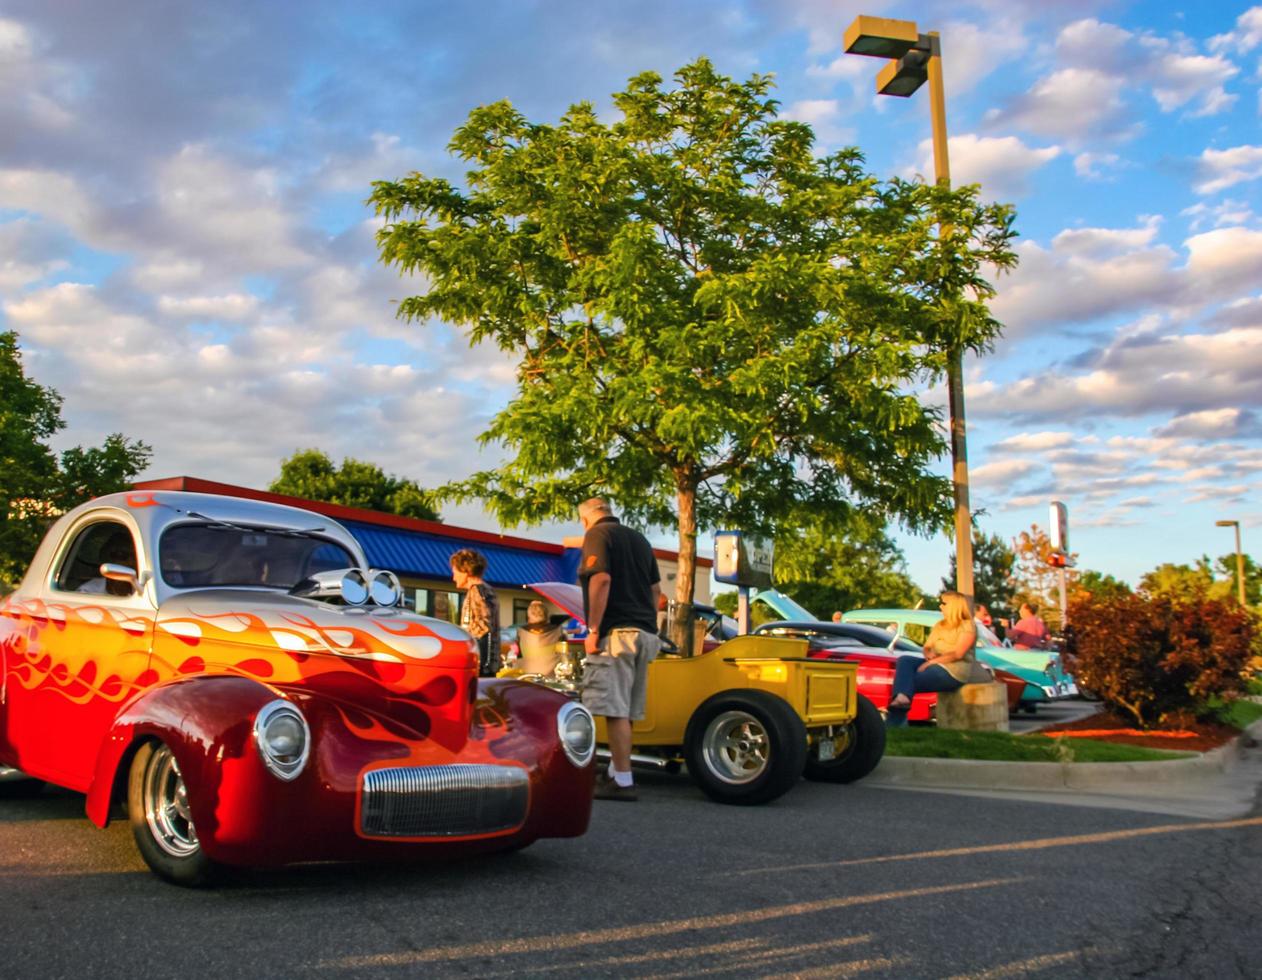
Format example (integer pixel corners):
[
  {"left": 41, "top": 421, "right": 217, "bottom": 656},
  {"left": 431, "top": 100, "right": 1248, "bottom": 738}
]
[{"left": 360, "top": 764, "right": 530, "bottom": 838}]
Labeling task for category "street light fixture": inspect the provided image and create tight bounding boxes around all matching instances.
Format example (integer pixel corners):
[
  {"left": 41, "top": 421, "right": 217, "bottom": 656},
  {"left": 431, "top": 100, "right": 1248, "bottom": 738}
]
[
  {"left": 1215, "top": 519, "right": 1247, "bottom": 606},
  {"left": 843, "top": 15, "right": 973, "bottom": 604}
]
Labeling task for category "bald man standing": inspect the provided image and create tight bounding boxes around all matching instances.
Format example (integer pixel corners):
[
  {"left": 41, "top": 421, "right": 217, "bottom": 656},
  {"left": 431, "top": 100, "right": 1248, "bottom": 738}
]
[{"left": 577, "top": 497, "right": 661, "bottom": 801}]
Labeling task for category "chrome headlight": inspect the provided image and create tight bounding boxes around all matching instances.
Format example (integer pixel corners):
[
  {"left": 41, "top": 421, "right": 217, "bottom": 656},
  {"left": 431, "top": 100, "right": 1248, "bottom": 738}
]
[
  {"left": 369, "top": 569, "right": 402, "bottom": 607},
  {"left": 254, "top": 700, "right": 310, "bottom": 781},
  {"left": 557, "top": 701, "right": 596, "bottom": 768},
  {"left": 341, "top": 568, "right": 370, "bottom": 605}
]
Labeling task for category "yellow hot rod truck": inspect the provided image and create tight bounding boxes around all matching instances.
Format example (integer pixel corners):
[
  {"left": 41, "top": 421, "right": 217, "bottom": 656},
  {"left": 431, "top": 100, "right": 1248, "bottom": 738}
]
[{"left": 505, "top": 583, "right": 886, "bottom": 805}]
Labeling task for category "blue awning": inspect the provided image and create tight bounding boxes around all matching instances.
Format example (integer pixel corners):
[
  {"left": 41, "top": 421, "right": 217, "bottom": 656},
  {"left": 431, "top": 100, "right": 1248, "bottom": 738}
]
[{"left": 343, "top": 520, "right": 579, "bottom": 588}]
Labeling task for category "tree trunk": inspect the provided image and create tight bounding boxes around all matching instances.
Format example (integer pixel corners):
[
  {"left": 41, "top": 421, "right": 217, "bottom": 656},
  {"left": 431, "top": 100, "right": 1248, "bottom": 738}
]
[{"left": 670, "top": 480, "right": 698, "bottom": 656}]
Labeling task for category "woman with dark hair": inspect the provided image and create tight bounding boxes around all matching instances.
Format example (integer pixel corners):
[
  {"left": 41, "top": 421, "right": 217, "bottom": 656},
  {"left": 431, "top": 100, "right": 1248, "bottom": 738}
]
[
  {"left": 450, "top": 548, "right": 500, "bottom": 676},
  {"left": 885, "top": 591, "right": 984, "bottom": 727}
]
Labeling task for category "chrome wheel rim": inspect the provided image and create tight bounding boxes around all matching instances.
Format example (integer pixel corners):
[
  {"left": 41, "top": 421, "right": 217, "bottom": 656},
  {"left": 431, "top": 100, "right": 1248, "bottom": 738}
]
[
  {"left": 702, "top": 710, "right": 770, "bottom": 784},
  {"left": 143, "top": 745, "right": 199, "bottom": 858}
]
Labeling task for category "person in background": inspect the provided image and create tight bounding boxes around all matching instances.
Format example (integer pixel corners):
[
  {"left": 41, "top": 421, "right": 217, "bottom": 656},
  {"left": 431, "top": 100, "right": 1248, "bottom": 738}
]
[
  {"left": 577, "top": 497, "right": 661, "bottom": 802},
  {"left": 516, "top": 599, "right": 564, "bottom": 677},
  {"left": 885, "top": 591, "right": 983, "bottom": 727},
  {"left": 1008, "top": 602, "right": 1050, "bottom": 649},
  {"left": 450, "top": 548, "right": 500, "bottom": 676},
  {"left": 831, "top": 611, "right": 843, "bottom": 623}
]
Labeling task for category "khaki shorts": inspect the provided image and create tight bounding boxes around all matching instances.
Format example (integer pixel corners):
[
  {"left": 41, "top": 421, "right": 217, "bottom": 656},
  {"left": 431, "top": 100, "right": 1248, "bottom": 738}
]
[{"left": 581, "top": 628, "right": 661, "bottom": 721}]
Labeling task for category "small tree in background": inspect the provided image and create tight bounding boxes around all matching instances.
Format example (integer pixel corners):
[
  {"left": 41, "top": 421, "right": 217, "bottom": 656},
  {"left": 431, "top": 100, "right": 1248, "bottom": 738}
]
[
  {"left": 944, "top": 527, "right": 1015, "bottom": 619},
  {"left": 1011, "top": 523, "right": 1077, "bottom": 630},
  {"left": 772, "top": 510, "right": 928, "bottom": 618},
  {"left": 1073, "top": 569, "right": 1132, "bottom": 601},
  {"left": 270, "top": 449, "right": 440, "bottom": 520}
]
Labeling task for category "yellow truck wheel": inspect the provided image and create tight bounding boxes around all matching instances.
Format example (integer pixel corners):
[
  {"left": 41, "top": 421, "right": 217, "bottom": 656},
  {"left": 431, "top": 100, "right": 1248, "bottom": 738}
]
[
  {"left": 802, "top": 693, "right": 885, "bottom": 784},
  {"left": 683, "top": 690, "right": 807, "bottom": 805}
]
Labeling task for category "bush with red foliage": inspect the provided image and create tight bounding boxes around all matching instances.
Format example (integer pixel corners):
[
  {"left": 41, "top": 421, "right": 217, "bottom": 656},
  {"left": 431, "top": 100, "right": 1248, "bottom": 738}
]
[{"left": 1064, "top": 592, "right": 1253, "bottom": 728}]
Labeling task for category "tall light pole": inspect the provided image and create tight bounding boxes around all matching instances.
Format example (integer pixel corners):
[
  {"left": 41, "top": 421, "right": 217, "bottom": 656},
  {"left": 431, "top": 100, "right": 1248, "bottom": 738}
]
[
  {"left": 1215, "top": 519, "right": 1246, "bottom": 606},
  {"left": 843, "top": 15, "right": 973, "bottom": 604}
]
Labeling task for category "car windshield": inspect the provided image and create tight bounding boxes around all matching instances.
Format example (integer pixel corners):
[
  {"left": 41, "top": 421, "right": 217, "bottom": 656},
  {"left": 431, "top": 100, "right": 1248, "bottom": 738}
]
[
  {"left": 975, "top": 621, "right": 1004, "bottom": 647},
  {"left": 159, "top": 523, "right": 355, "bottom": 589}
]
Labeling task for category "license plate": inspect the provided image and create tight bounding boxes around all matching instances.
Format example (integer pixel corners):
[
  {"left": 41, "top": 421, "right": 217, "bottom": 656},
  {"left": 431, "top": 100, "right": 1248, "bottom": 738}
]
[{"left": 817, "top": 737, "right": 837, "bottom": 762}]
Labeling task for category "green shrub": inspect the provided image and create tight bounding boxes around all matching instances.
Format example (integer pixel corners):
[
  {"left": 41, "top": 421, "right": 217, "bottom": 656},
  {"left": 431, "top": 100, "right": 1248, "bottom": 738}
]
[{"left": 1065, "top": 592, "right": 1253, "bottom": 728}]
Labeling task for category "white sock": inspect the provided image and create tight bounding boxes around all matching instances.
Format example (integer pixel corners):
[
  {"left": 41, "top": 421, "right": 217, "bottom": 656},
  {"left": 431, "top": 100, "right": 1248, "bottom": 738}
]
[{"left": 609, "top": 767, "right": 633, "bottom": 788}]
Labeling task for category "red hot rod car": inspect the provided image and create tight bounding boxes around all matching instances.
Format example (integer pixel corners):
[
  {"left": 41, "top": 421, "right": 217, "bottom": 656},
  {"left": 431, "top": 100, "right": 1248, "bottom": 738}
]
[{"left": 0, "top": 491, "right": 595, "bottom": 885}]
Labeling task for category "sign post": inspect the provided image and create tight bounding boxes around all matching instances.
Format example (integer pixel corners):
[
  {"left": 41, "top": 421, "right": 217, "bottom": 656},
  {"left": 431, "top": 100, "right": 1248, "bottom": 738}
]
[
  {"left": 1049, "top": 501, "right": 1070, "bottom": 627},
  {"left": 714, "top": 532, "right": 775, "bottom": 635}
]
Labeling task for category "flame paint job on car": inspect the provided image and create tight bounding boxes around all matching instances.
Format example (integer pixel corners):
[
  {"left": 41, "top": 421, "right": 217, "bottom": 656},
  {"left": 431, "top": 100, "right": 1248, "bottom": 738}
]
[{"left": 0, "top": 492, "right": 593, "bottom": 868}]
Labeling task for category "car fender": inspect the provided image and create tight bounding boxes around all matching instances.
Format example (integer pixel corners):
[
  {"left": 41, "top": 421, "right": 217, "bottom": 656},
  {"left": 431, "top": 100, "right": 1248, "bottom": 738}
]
[{"left": 86, "top": 674, "right": 278, "bottom": 829}]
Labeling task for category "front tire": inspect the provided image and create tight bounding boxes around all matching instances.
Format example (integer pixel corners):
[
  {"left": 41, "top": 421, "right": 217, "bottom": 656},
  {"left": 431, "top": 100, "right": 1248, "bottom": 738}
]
[
  {"left": 684, "top": 690, "right": 807, "bottom": 806},
  {"left": 803, "top": 694, "right": 886, "bottom": 784},
  {"left": 128, "top": 741, "right": 219, "bottom": 887}
]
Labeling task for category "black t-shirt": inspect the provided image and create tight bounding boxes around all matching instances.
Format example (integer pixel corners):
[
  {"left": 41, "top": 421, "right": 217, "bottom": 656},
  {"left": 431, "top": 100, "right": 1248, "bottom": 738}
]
[{"left": 579, "top": 517, "right": 660, "bottom": 640}]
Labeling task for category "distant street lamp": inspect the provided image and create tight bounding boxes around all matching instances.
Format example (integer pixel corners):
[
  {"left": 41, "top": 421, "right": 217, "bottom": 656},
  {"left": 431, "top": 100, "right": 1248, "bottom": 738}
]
[
  {"left": 843, "top": 15, "right": 975, "bottom": 605},
  {"left": 1215, "top": 519, "right": 1247, "bottom": 605}
]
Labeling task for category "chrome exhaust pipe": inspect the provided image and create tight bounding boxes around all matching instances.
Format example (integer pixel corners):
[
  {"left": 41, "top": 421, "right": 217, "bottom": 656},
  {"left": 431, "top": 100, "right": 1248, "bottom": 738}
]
[{"left": 594, "top": 748, "right": 673, "bottom": 769}]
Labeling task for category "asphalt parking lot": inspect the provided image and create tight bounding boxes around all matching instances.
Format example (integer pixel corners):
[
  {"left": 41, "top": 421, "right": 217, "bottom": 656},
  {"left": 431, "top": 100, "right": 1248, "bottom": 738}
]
[{"left": 4, "top": 744, "right": 1261, "bottom": 979}]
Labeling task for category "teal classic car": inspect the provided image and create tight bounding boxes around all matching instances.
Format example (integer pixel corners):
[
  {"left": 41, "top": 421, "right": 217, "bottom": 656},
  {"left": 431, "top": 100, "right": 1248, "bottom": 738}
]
[{"left": 840, "top": 608, "right": 1077, "bottom": 711}]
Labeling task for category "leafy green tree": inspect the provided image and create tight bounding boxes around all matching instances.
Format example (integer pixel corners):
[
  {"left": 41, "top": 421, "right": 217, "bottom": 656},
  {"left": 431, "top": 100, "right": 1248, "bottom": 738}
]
[
  {"left": 1212, "top": 552, "right": 1260, "bottom": 605},
  {"left": 371, "top": 59, "right": 1017, "bottom": 616},
  {"left": 1074, "top": 569, "right": 1132, "bottom": 601},
  {"left": 774, "top": 511, "right": 928, "bottom": 616},
  {"left": 1138, "top": 554, "right": 1258, "bottom": 606},
  {"left": 1139, "top": 560, "right": 1215, "bottom": 603},
  {"left": 270, "top": 449, "right": 440, "bottom": 520},
  {"left": 943, "top": 528, "right": 1015, "bottom": 618},
  {"left": 0, "top": 331, "right": 152, "bottom": 588}
]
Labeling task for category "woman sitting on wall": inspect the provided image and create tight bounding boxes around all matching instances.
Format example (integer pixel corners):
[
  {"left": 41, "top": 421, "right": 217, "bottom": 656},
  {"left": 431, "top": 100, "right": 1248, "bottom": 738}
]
[{"left": 885, "top": 590, "right": 987, "bottom": 727}]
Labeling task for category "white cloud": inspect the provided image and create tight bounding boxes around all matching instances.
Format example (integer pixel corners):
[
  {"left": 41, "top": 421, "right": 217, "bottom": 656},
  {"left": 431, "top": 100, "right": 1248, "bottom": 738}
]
[
  {"left": 973, "top": 325, "right": 1262, "bottom": 420},
  {"left": 1209, "top": 7, "right": 1262, "bottom": 54},
  {"left": 1181, "top": 198, "right": 1257, "bottom": 231},
  {"left": 155, "top": 145, "right": 311, "bottom": 272},
  {"left": 1184, "top": 227, "right": 1262, "bottom": 295},
  {"left": 1073, "top": 151, "right": 1121, "bottom": 179},
  {"left": 782, "top": 98, "right": 852, "bottom": 146},
  {"left": 969, "top": 458, "right": 1038, "bottom": 487},
  {"left": 991, "top": 431, "right": 1076, "bottom": 452},
  {"left": 156, "top": 293, "right": 260, "bottom": 321},
  {"left": 1193, "top": 145, "right": 1262, "bottom": 194},
  {"left": 987, "top": 17, "right": 1239, "bottom": 142},
  {"left": 4, "top": 281, "right": 500, "bottom": 492},
  {"left": 984, "top": 67, "right": 1128, "bottom": 142},
  {"left": 912, "top": 134, "right": 1060, "bottom": 199},
  {"left": 990, "top": 221, "right": 1178, "bottom": 333},
  {"left": 990, "top": 222, "right": 1262, "bottom": 334},
  {"left": 1154, "top": 408, "right": 1254, "bottom": 439}
]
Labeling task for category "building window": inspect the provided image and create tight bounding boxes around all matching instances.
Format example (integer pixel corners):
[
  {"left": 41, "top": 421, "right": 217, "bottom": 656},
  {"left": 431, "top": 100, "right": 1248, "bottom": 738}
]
[
  {"left": 511, "top": 598, "right": 533, "bottom": 626},
  {"left": 414, "top": 588, "right": 461, "bottom": 624}
]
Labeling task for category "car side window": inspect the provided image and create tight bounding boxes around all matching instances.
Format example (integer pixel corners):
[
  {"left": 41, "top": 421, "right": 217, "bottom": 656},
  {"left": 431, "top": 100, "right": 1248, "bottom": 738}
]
[
  {"left": 903, "top": 622, "right": 930, "bottom": 646},
  {"left": 54, "top": 521, "right": 138, "bottom": 596}
]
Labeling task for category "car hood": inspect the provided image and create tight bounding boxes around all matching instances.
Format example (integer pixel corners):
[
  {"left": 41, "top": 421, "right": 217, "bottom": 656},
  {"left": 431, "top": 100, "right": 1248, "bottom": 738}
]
[
  {"left": 155, "top": 589, "right": 476, "bottom": 669},
  {"left": 528, "top": 581, "right": 586, "bottom": 624}
]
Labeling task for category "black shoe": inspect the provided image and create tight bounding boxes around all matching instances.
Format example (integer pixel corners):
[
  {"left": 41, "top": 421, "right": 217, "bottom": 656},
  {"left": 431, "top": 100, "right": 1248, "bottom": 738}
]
[{"left": 594, "top": 774, "right": 638, "bottom": 801}]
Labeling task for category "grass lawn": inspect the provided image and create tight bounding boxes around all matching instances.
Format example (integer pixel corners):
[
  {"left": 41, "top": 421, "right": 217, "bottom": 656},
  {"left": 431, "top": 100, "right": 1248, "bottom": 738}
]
[
  {"left": 885, "top": 727, "right": 1194, "bottom": 763},
  {"left": 1213, "top": 697, "right": 1262, "bottom": 730}
]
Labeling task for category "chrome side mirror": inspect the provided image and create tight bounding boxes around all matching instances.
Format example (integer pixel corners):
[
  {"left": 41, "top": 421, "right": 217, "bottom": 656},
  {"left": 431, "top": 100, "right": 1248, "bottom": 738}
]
[{"left": 100, "top": 563, "right": 140, "bottom": 594}]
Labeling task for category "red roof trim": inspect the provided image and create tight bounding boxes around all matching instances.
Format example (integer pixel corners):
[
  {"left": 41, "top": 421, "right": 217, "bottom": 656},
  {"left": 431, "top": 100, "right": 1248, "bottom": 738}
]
[{"left": 132, "top": 476, "right": 712, "bottom": 566}]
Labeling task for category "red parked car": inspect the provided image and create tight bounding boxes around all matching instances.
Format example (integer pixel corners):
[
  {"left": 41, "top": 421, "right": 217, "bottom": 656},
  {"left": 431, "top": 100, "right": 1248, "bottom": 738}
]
[
  {"left": 0, "top": 492, "right": 595, "bottom": 885},
  {"left": 751, "top": 621, "right": 1025, "bottom": 721}
]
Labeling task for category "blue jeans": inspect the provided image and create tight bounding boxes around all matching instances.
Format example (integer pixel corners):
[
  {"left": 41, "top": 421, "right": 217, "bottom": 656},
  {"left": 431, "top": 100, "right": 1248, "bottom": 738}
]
[{"left": 886, "top": 655, "right": 962, "bottom": 727}]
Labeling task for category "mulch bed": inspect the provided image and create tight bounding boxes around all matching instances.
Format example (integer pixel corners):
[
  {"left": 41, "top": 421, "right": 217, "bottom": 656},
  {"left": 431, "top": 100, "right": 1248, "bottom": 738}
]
[{"left": 1035, "top": 709, "right": 1240, "bottom": 752}]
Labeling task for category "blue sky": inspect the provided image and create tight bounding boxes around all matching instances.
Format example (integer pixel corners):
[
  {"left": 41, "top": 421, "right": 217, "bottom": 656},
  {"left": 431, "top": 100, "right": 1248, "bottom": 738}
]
[{"left": 2, "top": 0, "right": 1260, "bottom": 594}]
